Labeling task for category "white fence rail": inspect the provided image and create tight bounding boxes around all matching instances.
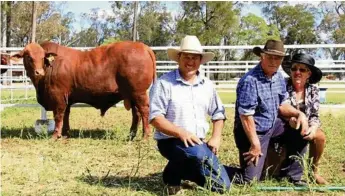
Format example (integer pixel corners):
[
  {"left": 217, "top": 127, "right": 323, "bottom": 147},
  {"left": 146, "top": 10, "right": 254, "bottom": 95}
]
[{"left": 1, "top": 45, "right": 345, "bottom": 108}]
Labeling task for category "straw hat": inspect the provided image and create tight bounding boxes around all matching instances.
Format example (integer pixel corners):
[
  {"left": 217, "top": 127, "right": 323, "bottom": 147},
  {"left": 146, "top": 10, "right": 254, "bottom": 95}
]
[{"left": 167, "top": 35, "right": 215, "bottom": 64}]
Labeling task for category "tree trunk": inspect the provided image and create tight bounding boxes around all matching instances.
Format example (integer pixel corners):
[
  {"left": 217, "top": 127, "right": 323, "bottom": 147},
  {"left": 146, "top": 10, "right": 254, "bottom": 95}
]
[
  {"left": 132, "top": 1, "right": 138, "bottom": 41},
  {"left": 1, "top": 1, "right": 5, "bottom": 47},
  {"left": 5, "top": 1, "right": 12, "bottom": 47},
  {"left": 31, "top": 1, "right": 37, "bottom": 43}
]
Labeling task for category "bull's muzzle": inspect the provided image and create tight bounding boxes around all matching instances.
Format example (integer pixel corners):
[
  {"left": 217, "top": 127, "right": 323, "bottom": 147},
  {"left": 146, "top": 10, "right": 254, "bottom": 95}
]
[{"left": 35, "top": 68, "right": 45, "bottom": 76}]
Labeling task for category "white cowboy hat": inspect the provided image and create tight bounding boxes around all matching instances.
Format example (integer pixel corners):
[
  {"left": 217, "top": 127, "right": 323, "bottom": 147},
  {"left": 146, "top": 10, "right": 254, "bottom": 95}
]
[{"left": 167, "top": 35, "right": 215, "bottom": 64}]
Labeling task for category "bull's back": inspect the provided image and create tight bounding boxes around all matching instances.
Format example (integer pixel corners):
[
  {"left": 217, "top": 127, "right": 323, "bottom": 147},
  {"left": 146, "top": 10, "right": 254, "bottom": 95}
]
[
  {"left": 72, "top": 41, "right": 155, "bottom": 95},
  {"left": 105, "top": 41, "right": 155, "bottom": 93}
]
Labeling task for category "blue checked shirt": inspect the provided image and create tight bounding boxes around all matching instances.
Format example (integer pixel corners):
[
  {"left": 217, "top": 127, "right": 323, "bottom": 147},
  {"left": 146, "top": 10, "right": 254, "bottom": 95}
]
[
  {"left": 149, "top": 70, "right": 226, "bottom": 140},
  {"left": 235, "top": 64, "right": 288, "bottom": 132}
]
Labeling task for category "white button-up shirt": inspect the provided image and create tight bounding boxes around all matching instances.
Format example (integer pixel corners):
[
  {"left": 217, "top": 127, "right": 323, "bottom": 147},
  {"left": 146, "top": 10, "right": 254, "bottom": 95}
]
[{"left": 149, "top": 69, "right": 226, "bottom": 140}]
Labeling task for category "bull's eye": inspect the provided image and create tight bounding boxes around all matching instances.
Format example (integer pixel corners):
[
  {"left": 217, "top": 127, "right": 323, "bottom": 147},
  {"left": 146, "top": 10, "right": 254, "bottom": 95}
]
[{"left": 24, "top": 54, "right": 32, "bottom": 61}]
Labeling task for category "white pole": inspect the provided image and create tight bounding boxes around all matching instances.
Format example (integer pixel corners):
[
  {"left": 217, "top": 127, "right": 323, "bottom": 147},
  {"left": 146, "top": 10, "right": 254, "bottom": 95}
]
[{"left": 41, "top": 107, "right": 47, "bottom": 120}]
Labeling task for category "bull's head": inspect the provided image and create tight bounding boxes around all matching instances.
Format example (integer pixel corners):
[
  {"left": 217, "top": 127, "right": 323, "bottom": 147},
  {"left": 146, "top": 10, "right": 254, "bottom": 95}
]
[{"left": 11, "top": 43, "right": 56, "bottom": 78}]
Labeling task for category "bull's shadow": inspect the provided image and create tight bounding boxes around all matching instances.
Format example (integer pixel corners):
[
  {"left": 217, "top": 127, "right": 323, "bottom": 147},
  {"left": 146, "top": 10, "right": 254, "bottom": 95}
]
[
  {"left": 0, "top": 127, "right": 135, "bottom": 140},
  {"left": 78, "top": 172, "right": 165, "bottom": 195}
]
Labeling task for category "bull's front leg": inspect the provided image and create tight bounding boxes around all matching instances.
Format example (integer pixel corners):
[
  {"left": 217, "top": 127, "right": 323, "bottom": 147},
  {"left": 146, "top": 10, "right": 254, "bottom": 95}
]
[
  {"left": 52, "top": 107, "right": 65, "bottom": 140},
  {"left": 62, "top": 105, "right": 71, "bottom": 138}
]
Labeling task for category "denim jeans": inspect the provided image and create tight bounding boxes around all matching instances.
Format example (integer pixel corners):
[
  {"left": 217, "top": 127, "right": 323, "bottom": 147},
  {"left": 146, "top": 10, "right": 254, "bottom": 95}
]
[
  {"left": 234, "top": 117, "right": 308, "bottom": 183},
  {"left": 157, "top": 138, "right": 231, "bottom": 193},
  {"left": 277, "top": 122, "right": 309, "bottom": 181}
]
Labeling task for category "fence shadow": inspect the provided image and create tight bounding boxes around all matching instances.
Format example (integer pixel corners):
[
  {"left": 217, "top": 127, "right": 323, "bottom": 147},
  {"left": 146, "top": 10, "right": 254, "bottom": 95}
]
[
  {"left": 0, "top": 127, "right": 135, "bottom": 140},
  {"left": 78, "top": 172, "right": 165, "bottom": 195}
]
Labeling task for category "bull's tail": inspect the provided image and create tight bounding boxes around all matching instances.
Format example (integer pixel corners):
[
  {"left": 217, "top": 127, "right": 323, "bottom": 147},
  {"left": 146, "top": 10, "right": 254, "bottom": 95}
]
[{"left": 147, "top": 47, "right": 157, "bottom": 83}]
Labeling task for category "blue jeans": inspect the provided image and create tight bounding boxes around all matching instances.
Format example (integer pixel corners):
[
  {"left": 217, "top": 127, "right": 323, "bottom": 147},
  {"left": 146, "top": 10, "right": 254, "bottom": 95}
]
[
  {"left": 157, "top": 138, "right": 231, "bottom": 193},
  {"left": 234, "top": 118, "right": 308, "bottom": 183}
]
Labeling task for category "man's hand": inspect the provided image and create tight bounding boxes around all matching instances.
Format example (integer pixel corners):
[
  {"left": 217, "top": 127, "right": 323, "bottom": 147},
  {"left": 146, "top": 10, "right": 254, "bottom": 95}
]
[
  {"left": 289, "top": 117, "right": 298, "bottom": 129},
  {"left": 178, "top": 129, "right": 203, "bottom": 147},
  {"left": 296, "top": 112, "right": 309, "bottom": 136},
  {"left": 243, "top": 142, "right": 263, "bottom": 166},
  {"left": 207, "top": 136, "right": 221, "bottom": 155}
]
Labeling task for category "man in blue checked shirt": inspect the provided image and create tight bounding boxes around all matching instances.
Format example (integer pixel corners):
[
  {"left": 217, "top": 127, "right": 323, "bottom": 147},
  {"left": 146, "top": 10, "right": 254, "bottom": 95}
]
[
  {"left": 234, "top": 39, "right": 310, "bottom": 186},
  {"left": 149, "top": 35, "right": 230, "bottom": 194}
]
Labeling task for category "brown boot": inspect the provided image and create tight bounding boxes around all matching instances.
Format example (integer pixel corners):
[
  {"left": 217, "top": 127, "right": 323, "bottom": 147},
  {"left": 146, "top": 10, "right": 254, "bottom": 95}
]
[
  {"left": 165, "top": 186, "right": 183, "bottom": 195},
  {"left": 309, "top": 129, "right": 327, "bottom": 185}
]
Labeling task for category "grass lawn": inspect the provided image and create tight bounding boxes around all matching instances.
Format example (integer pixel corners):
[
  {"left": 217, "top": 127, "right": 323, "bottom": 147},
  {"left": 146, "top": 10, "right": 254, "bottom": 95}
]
[{"left": 1, "top": 107, "right": 345, "bottom": 195}]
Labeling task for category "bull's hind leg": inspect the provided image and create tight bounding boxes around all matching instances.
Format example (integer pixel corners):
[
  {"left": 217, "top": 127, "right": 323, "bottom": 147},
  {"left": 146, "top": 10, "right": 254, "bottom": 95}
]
[
  {"left": 132, "top": 93, "right": 151, "bottom": 140},
  {"left": 128, "top": 101, "right": 141, "bottom": 141}
]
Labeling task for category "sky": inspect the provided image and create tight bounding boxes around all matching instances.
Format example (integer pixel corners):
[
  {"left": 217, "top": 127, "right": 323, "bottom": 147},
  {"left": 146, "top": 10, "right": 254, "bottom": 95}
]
[{"left": 63, "top": 1, "right": 262, "bottom": 32}]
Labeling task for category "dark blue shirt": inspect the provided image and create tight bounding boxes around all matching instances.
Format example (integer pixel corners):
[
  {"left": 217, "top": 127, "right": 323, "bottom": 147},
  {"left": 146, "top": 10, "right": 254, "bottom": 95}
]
[{"left": 235, "top": 64, "right": 288, "bottom": 132}]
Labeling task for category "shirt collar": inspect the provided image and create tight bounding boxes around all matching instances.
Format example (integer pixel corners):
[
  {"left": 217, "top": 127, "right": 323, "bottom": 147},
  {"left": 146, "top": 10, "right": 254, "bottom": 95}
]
[{"left": 175, "top": 69, "right": 205, "bottom": 85}]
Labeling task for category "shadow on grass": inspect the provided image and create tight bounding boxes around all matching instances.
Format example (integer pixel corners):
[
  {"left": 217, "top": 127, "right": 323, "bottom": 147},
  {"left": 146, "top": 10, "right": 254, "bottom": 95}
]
[
  {"left": 0, "top": 127, "right": 136, "bottom": 140},
  {"left": 78, "top": 172, "right": 165, "bottom": 195}
]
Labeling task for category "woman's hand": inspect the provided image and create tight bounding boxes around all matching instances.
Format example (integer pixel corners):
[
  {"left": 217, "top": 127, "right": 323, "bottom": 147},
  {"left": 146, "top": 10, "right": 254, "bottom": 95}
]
[{"left": 303, "top": 126, "right": 317, "bottom": 140}]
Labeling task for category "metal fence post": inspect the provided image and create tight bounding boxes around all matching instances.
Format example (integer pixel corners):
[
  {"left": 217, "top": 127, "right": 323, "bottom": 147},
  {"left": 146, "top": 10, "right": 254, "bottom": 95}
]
[
  {"left": 207, "top": 62, "right": 210, "bottom": 79},
  {"left": 41, "top": 107, "right": 47, "bottom": 120}
]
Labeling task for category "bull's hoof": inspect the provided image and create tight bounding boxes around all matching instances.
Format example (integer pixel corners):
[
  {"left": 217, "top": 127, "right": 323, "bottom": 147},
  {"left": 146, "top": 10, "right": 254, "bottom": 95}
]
[
  {"left": 52, "top": 132, "right": 62, "bottom": 140},
  {"left": 128, "top": 133, "right": 136, "bottom": 141},
  {"left": 62, "top": 132, "right": 70, "bottom": 139},
  {"left": 142, "top": 133, "right": 151, "bottom": 140}
]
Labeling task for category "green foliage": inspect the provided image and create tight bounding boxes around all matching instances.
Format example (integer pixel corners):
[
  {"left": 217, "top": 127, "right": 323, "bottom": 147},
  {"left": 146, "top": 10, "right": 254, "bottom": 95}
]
[
  {"left": 273, "top": 5, "right": 317, "bottom": 44},
  {"left": 318, "top": 2, "right": 345, "bottom": 60},
  {"left": 6, "top": 2, "right": 72, "bottom": 46},
  {"left": 175, "top": 1, "right": 238, "bottom": 46},
  {"left": 235, "top": 14, "right": 280, "bottom": 60}
]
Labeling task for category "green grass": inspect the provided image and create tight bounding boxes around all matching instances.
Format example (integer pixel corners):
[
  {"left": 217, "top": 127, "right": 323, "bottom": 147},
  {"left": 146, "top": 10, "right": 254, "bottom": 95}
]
[{"left": 1, "top": 107, "right": 345, "bottom": 195}]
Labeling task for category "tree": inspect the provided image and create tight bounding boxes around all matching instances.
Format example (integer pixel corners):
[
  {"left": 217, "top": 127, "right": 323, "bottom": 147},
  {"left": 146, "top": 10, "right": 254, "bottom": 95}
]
[
  {"left": 257, "top": 2, "right": 318, "bottom": 54},
  {"left": 1, "top": 1, "right": 13, "bottom": 47},
  {"left": 318, "top": 2, "right": 345, "bottom": 79},
  {"left": 71, "top": 8, "right": 114, "bottom": 47},
  {"left": 174, "top": 1, "right": 238, "bottom": 80},
  {"left": 235, "top": 13, "right": 280, "bottom": 60},
  {"left": 6, "top": 2, "right": 72, "bottom": 46},
  {"left": 102, "top": 2, "right": 173, "bottom": 60},
  {"left": 318, "top": 2, "right": 345, "bottom": 60},
  {"left": 175, "top": 1, "right": 238, "bottom": 47}
]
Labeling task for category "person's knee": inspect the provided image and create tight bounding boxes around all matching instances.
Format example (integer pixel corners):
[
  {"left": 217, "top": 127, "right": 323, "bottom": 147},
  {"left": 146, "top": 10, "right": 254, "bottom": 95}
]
[
  {"left": 313, "top": 129, "right": 326, "bottom": 144},
  {"left": 188, "top": 144, "right": 211, "bottom": 162}
]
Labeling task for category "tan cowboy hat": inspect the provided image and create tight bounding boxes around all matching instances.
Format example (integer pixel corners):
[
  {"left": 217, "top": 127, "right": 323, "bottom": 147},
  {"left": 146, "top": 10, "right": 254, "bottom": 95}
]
[
  {"left": 167, "top": 35, "right": 215, "bottom": 64},
  {"left": 253, "top": 39, "right": 287, "bottom": 57}
]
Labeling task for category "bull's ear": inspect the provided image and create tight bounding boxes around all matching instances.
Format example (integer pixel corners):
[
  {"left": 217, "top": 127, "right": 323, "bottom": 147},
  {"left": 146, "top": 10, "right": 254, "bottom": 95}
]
[
  {"left": 44, "top": 52, "right": 57, "bottom": 66},
  {"left": 10, "top": 51, "right": 24, "bottom": 62}
]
